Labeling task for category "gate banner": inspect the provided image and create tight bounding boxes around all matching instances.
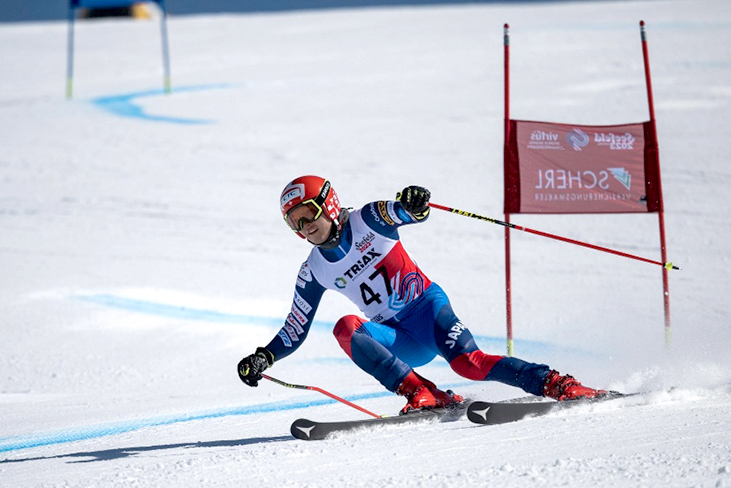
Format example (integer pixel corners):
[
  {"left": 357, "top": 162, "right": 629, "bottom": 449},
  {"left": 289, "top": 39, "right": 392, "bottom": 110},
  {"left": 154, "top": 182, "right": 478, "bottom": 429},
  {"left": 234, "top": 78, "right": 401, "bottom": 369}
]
[{"left": 504, "top": 120, "right": 661, "bottom": 214}]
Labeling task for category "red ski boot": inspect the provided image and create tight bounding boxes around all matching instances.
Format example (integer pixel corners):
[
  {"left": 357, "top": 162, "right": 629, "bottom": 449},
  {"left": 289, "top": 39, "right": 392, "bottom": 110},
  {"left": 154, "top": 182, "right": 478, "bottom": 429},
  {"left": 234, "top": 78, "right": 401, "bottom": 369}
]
[
  {"left": 396, "top": 371, "right": 464, "bottom": 414},
  {"left": 543, "top": 370, "right": 608, "bottom": 401}
]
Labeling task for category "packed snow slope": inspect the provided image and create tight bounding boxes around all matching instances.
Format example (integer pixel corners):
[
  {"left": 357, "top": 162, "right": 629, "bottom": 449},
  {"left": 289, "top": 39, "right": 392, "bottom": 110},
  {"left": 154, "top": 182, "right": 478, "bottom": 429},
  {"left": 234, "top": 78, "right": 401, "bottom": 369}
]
[{"left": 1, "top": 1, "right": 730, "bottom": 486}]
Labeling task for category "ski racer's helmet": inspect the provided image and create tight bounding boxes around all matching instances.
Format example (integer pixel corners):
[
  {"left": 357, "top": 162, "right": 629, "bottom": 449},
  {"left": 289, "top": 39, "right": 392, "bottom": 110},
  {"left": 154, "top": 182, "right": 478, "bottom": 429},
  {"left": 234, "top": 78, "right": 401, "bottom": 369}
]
[{"left": 280, "top": 176, "right": 341, "bottom": 239}]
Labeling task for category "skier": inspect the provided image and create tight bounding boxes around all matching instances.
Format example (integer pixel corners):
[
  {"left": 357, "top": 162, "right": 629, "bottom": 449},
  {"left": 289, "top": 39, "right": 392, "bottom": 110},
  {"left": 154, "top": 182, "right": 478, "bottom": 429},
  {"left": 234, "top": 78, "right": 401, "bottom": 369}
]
[{"left": 238, "top": 176, "right": 607, "bottom": 413}]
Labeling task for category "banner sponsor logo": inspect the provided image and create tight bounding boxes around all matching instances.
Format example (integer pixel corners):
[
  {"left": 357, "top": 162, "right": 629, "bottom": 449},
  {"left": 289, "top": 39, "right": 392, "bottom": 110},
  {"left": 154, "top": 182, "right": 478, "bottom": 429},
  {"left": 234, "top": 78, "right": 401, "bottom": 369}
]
[
  {"left": 515, "top": 121, "right": 648, "bottom": 213},
  {"left": 608, "top": 167, "right": 632, "bottom": 190},
  {"left": 535, "top": 169, "right": 610, "bottom": 190},
  {"left": 534, "top": 167, "right": 631, "bottom": 191},
  {"left": 567, "top": 128, "right": 590, "bottom": 151},
  {"left": 595, "top": 132, "right": 635, "bottom": 150},
  {"left": 528, "top": 130, "right": 562, "bottom": 150}
]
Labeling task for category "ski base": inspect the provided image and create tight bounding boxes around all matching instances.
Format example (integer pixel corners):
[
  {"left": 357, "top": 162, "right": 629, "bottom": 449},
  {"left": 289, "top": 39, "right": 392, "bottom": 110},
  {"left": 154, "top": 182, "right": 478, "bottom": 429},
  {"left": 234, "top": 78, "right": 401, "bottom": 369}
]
[
  {"left": 467, "top": 391, "right": 629, "bottom": 426},
  {"left": 291, "top": 405, "right": 465, "bottom": 440}
]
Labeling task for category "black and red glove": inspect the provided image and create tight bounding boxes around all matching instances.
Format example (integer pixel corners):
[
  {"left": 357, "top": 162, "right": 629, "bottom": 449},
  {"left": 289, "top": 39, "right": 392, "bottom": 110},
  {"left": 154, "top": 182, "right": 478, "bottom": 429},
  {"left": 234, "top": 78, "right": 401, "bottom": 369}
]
[
  {"left": 237, "top": 347, "right": 274, "bottom": 387},
  {"left": 397, "top": 186, "right": 431, "bottom": 221}
]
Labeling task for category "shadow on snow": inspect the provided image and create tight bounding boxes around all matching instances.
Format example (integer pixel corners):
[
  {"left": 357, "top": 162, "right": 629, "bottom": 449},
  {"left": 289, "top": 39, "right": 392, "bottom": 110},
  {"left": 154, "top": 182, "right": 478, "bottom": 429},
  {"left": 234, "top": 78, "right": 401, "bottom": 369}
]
[{"left": 0, "top": 435, "right": 293, "bottom": 464}]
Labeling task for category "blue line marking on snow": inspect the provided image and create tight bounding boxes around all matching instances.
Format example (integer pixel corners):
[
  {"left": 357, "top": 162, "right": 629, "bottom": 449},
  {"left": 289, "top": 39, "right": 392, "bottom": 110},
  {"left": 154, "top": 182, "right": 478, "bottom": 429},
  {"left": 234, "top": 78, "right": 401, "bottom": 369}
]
[
  {"left": 75, "top": 294, "right": 593, "bottom": 357},
  {"left": 0, "top": 397, "right": 354, "bottom": 453},
  {"left": 91, "top": 84, "right": 229, "bottom": 124},
  {"left": 0, "top": 382, "right": 473, "bottom": 453},
  {"left": 76, "top": 294, "right": 285, "bottom": 326},
  {"left": 75, "top": 294, "right": 331, "bottom": 328}
]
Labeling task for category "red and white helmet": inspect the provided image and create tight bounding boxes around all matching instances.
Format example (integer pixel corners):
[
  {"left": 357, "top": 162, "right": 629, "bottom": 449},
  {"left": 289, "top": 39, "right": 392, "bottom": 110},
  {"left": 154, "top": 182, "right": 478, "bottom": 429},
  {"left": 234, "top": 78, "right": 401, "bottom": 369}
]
[{"left": 280, "top": 176, "right": 341, "bottom": 239}]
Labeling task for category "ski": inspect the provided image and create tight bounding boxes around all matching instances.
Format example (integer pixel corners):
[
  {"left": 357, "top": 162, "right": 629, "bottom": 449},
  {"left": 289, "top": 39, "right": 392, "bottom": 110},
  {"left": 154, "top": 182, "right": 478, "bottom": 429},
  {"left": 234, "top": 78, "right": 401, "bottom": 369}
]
[
  {"left": 467, "top": 391, "right": 630, "bottom": 426},
  {"left": 290, "top": 391, "right": 649, "bottom": 439},
  {"left": 291, "top": 405, "right": 466, "bottom": 440}
]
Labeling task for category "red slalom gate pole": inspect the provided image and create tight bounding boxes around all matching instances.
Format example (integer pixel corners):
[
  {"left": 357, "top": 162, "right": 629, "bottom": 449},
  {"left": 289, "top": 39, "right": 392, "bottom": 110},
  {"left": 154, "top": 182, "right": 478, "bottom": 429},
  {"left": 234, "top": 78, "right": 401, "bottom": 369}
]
[
  {"left": 640, "top": 20, "right": 673, "bottom": 348},
  {"left": 429, "top": 202, "right": 680, "bottom": 271},
  {"left": 262, "top": 374, "right": 382, "bottom": 419},
  {"left": 503, "top": 23, "right": 514, "bottom": 357}
]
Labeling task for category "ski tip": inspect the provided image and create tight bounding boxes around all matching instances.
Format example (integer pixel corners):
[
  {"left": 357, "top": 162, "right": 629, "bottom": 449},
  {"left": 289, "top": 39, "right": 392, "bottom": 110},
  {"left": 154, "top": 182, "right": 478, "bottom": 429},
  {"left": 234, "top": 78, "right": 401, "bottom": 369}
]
[
  {"left": 290, "top": 419, "right": 318, "bottom": 441},
  {"left": 466, "top": 401, "right": 493, "bottom": 424}
]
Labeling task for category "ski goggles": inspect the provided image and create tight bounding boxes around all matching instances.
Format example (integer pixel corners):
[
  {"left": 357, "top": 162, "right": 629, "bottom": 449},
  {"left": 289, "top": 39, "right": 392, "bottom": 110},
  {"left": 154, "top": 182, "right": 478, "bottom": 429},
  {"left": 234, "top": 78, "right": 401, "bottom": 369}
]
[{"left": 285, "top": 200, "right": 325, "bottom": 231}]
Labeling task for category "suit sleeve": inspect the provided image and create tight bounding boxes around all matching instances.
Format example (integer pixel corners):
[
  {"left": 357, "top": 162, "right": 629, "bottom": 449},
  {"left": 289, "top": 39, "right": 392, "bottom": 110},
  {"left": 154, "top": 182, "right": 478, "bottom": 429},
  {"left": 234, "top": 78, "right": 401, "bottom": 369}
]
[
  {"left": 264, "top": 261, "right": 326, "bottom": 362},
  {"left": 360, "top": 200, "right": 428, "bottom": 239}
]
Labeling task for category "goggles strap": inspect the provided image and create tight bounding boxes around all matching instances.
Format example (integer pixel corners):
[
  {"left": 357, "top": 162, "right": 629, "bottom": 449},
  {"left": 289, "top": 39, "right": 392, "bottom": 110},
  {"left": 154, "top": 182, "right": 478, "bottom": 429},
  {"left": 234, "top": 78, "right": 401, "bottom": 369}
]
[{"left": 315, "top": 180, "right": 330, "bottom": 207}]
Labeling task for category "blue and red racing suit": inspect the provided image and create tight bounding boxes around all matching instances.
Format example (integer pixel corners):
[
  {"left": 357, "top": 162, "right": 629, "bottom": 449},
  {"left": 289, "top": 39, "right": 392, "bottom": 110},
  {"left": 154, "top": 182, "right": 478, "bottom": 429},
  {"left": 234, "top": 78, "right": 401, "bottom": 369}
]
[{"left": 265, "top": 200, "right": 550, "bottom": 394}]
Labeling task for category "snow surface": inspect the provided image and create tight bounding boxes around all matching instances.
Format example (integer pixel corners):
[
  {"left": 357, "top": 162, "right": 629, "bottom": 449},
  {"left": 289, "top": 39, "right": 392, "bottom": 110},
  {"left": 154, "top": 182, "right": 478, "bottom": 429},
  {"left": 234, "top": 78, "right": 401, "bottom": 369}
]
[{"left": 1, "top": 1, "right": 730, "bottom": 486}]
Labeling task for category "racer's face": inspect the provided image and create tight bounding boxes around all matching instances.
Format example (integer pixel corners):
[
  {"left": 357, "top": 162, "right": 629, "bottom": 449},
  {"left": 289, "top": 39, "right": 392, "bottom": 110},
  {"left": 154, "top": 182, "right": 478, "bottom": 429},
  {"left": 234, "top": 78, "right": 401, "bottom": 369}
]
[
  {"left": 285, "top": 200, "right": 334, "bottom": 246},
  {"left": 300, "top": 214, "right": 332, "bottom": 245}
]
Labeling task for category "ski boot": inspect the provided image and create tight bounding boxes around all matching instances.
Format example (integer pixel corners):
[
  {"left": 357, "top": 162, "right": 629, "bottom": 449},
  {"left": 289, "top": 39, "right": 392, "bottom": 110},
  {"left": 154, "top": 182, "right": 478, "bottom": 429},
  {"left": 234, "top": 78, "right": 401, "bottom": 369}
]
[
  {"left": 396, "top": 371, "right": 464, "bottom": 415},
  {"left": 543, "top": 370, "right": 607, "bottom": 401}
]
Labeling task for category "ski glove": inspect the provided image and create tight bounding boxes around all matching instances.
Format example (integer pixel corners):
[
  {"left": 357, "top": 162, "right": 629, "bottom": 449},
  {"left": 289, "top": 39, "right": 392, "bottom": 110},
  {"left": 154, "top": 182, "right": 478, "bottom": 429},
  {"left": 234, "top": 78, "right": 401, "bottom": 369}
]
[
  {"left": 238, "top": 347, "right": 275, "bottom": 387},
  {"left": 397, "top": 186, "right": 431, "bottom": 221}
]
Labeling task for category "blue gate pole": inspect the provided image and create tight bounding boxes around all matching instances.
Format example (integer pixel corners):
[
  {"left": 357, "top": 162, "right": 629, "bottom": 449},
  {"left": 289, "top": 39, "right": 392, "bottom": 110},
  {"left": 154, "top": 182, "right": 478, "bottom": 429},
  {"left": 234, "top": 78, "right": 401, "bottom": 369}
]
[
  {"left": 66, "top": 2, "right": 76, "bottom": 99},
  {"left": 158, "top": 0, "right": 172, "bottom": 94}
]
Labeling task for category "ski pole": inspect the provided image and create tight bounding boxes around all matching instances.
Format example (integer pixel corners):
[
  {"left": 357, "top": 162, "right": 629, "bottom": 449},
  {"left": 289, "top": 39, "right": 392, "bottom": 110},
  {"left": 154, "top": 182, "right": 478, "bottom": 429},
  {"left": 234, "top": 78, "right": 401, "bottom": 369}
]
[
  {"left": 429, "top": 202, "right": 680, "bottom": 271},
  {"left": 261, "top": 374, "right": 383, "bottom": 419}
]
